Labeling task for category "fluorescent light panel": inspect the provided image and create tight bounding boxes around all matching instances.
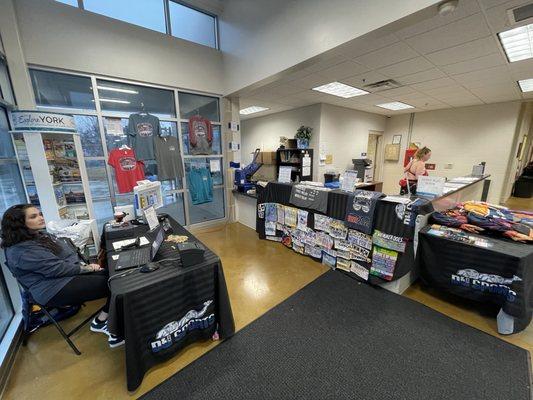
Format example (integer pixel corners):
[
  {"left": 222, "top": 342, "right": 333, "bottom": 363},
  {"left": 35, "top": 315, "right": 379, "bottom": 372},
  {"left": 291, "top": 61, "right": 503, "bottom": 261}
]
[
  {"left": 498, "top": 23, "right": 533, "bottom": 62},
  {"left": 97, "top": 85, "right": 138, "bottom": 94},
  {"left": 99, "top": 98, "right": 131, "bottom": 104},
  {"left": 518, "top": 78, "right": 533, "bottom": 92},
  {"left": 312, "top": 81, "right": 369, "bottom": 98},
  {"left": 376, "top": 101, "right": 414, "bottom": 110},
  {"left": 240, "top": 106, "right": 269, "bottom": 115}
]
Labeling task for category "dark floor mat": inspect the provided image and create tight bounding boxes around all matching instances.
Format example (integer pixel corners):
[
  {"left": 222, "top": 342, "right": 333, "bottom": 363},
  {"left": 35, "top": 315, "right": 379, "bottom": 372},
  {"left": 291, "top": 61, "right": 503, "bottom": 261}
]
[{"left": 142, "top": 270, "right": 531, "bottom": 400}]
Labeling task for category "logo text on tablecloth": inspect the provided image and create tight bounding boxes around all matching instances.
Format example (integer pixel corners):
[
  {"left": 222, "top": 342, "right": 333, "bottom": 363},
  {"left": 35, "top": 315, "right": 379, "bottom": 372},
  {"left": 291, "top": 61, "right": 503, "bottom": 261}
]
[
  {"left": 451, "top": 269, "right": 521, "bottom": 302},
  {"left": 151, "top": 300, "right": 215, "bottom": 353}
]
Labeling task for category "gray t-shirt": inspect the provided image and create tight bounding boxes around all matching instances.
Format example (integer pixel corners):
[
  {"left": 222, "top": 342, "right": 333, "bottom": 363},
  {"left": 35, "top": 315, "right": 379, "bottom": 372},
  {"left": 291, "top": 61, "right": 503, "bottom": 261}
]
[
  {"left": 155, "top": 136, "right": 184, "bottom": 180},
  {"left": 127, "top": 113, "right": 160, "bottom": 161}
]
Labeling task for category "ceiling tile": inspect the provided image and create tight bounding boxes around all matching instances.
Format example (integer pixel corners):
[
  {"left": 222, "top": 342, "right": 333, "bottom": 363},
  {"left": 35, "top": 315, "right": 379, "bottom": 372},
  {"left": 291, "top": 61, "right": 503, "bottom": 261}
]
[
  {"left": 411, "top": 77, "right": 459, "bottom": 91},
  {"left": 377, "top": 57, "right": 434, "bottom": 78},
  {"left": 439, "top": 53, "right": 506, "bottom": 75},
  {"left": 319, "top": 60, "right": 370, "bottom": 80},
  {"left": 483, "top": 0, "right": 533, "bottom": 33},
  {"left": 339, "top": 33, "right": 400, "bottom": 59},
  {"left": 398, "top": 68, "right": 447, "bottom": 85},
  {"left": 348, "top": 93, "right": 391, "bottom": 105},
  {"left": 404, "top": 13, "right": 491, "bottom": 54},
  {"left": 468, "top": 83, "right": 521, "bottom": 97},
  {"left": 301, "top": 55, "right": 348, "bottom": 74},
  {"left": 378, "top": 86, "right": 418, "bottom": 98},
  {"left": 353, "top": 42, "right": 419, "bottom": 69},
  {"left": 446, "top": 98, "right": 485, "bottom": 107},
  {"left": 421, "top": 85, "right": 472, "bottom": 96},
  {"left": 290, "top": 73, "right": 332, "bottom": 90},
  {"left": 508, "top": 59, "right": 533, "bottom": 80},
  {"left": 452, "top": 65, "right": 512, "bottom": 85},
  {"left": 396, "top": 0, "right": 482, "bottom": 39},
  {"left": 341, "top": 71, "right": 389, "bottom": 88},
  {"left": 263, "top": 83, "right": 305, "bottom": 97},
  {"left": 425, "top": 36, "right": 499, "bottom": 65}
]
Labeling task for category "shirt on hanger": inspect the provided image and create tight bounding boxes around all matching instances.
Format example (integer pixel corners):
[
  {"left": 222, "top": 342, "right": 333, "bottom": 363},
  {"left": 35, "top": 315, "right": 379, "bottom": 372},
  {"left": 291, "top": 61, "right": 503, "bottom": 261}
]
[
  {"left": 155, "top": 135, "right": 184, "bottom": 180},
  {"left": 127, "top": 113, "right": 160, "bottom": 161},
  {"left": 187, "top": 166, "right": 213, "bottom": 205},
  {"left": 107, "top": 148, "right": 145, "bottom": 193}
]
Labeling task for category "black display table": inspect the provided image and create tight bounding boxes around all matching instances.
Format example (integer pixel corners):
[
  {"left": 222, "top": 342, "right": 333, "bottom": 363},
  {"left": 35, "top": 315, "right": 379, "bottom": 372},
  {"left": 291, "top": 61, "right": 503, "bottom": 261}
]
[
  {"left": 105, "top": 219, "right": 235, "bottom": 391},
  {"left": 417, "top": 226, "right": 533, "bottom": 334},
  {"left": 256, "top": 182, "right": 432, "bottom": 283}
]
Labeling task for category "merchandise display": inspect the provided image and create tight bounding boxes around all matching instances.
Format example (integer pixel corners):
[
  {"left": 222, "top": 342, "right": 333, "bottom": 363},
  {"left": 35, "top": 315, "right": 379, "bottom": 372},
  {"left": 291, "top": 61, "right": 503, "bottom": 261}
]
[
  {"left": 188, "top": 115, "right": 213, "bottom": 155},
  {"left": 154, "top": 135, "right": 184, "bottom": 181},
  {"left": 431, "top": 201, "right": 533, "bottom": 242},
  {"left": 107, "top": 147, "right": 146, "bottom": 194},
  {"left": 187, "top": 165, "right": 213, "bottom": 205},
  {"left": 127, "top": 113, "right": 161, "bottom": 161}
]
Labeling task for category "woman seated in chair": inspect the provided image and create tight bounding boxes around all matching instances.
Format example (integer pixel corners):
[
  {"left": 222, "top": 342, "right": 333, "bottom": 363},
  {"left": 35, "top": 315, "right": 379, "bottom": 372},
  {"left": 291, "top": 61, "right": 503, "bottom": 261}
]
[{"left": 1, "top": 204, "right": 123, "bottom": 348}]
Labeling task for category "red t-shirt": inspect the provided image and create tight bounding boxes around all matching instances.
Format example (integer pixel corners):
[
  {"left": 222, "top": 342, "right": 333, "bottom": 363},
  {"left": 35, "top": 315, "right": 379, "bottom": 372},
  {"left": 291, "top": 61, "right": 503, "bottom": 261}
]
[{"left": 107, "top": 148, "right": 145, "bottom": 193}]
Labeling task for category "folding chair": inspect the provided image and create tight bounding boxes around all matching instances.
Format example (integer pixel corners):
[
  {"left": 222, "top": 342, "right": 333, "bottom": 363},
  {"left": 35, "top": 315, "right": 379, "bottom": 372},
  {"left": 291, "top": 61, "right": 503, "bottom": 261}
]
[{"left": 18, "top": 282, "right": 103, "bottom": 356}]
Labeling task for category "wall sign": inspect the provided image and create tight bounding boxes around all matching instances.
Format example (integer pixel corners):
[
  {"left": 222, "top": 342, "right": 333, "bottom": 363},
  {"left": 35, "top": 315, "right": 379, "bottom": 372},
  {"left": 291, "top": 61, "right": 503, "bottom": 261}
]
[{"left": 11, "top": 110, "right": 77, "bottom": 133}]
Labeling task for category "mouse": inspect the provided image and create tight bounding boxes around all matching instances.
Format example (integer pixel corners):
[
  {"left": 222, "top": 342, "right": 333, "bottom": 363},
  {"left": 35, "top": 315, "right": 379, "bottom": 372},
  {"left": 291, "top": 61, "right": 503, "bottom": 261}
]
[{"left": 140, "top": 262, "right": 159, "bottom": 273}]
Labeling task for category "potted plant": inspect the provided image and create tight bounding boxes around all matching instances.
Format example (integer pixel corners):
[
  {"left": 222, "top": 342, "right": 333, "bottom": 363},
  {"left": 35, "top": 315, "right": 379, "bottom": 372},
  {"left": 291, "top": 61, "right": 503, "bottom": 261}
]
[{"left": 295, "top": 125, "right": 312, "bottom": 149}]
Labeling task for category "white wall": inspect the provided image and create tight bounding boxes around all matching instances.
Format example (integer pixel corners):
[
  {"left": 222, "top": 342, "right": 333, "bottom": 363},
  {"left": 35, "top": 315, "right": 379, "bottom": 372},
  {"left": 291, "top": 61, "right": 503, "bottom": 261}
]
[
  {"left": 12, "top": 0, "right": 224, "bottom": 95},
  {"left": 319, "top": 104, "right": 386, "bottom": 178},
  {"left": 381, "top": 102, "right": 522, "bottom": 203},
  {"left": 241, "top": 104, "right": 321, "bottom": 179},
  {"left": 219, "top": 0, "right": 440, "bottom": 94}
]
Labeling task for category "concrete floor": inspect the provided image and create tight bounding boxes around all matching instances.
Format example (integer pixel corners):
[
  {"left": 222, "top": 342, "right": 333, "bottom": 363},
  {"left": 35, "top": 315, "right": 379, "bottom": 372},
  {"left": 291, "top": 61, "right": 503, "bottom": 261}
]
[{"left": 3, "top": 197, "right": 532, "bottom": 399}]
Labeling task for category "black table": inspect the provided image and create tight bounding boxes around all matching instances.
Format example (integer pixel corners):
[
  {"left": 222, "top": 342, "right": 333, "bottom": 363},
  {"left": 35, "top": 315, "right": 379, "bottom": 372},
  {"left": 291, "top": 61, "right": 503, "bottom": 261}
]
[
  {"left": 105, "top": 219, "right": 235, "bottom": 391},
  {"left": 417, "top": 226, "right": 533, "bottom": 334},
  {"left": 256, "top": 182, "right": 431, "bottom": 283}
]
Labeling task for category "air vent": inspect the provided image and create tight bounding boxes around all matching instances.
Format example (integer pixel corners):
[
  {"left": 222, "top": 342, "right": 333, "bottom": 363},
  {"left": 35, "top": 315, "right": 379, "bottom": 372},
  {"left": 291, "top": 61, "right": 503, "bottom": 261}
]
[
  {"left": 362, "top": 79, "right": 402, "bottom": 93},
  {"left": 508, "top": 3, "right": 533, "bottom": 25}
]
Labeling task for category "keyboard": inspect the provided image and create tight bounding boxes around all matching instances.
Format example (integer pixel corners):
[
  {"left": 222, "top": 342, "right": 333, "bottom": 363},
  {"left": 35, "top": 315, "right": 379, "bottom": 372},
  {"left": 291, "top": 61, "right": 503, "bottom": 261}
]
[{"left": 124, "top": 248, "right": 150, "bottom": 267}]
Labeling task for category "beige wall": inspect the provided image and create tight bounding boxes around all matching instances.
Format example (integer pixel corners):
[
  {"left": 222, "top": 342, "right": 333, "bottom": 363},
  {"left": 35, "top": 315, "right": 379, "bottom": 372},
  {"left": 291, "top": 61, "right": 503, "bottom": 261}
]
[
  {"left": 319, "top": 104, "right": 386, "bottom": 179},
  {"left": 381, "top": 102, "right": 522, "bottom": 203},
  {"left": 241, "top": 104, "right": 322, "bottom": 179},
  {"left": 12, "top": 0, "right": 224, "bottom": 95}
]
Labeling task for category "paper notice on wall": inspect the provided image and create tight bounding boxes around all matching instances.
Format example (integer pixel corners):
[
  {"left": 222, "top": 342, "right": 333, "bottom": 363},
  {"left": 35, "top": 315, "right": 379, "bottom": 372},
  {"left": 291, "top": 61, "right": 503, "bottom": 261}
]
[
  {"left": 105, "top": 118, "right": 124, "bottom": 136},
  {"left": 209, "top": 159, "right": 221, "bottom": 172},
  {"left": 302, "top": 155, "right": 311, "bottom": 166},
  {"left": 325, "top": 155, "right": 333, "bottom": 164},
  {"left": 302, "top": 166, "right": 311, "bottom": 177},
  {"left": 278, "top": 166, "right": 292, "bottom": 183}
]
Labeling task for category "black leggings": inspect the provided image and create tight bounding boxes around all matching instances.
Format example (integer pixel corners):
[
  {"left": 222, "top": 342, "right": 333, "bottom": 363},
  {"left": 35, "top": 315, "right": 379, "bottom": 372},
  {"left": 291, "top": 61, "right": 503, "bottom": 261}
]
[{"left": 47, "top": 271, "right": 110, "bottom": 313}]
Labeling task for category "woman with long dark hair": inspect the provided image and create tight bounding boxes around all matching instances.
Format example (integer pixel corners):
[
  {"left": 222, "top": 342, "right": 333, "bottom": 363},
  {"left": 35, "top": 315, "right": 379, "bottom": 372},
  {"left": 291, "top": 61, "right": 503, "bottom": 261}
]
[{"left": 1, "top": 204, "right": 123, "bottom": 348}]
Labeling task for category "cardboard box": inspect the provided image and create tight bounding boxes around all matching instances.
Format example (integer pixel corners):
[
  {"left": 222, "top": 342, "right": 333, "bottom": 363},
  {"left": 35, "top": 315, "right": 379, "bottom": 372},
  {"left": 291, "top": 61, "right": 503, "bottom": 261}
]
[{"left": 259, "top": 151, "right": 276, "bottom": 165}]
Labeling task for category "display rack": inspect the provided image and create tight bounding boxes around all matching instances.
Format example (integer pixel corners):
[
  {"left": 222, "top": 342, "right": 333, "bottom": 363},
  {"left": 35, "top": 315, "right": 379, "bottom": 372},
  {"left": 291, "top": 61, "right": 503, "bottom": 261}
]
[
  {"left": 276, "top": 148, "right": 313, "bottom": 182},
  {"left": 10, "top": 111, "right": 99, "bottom": 251}
]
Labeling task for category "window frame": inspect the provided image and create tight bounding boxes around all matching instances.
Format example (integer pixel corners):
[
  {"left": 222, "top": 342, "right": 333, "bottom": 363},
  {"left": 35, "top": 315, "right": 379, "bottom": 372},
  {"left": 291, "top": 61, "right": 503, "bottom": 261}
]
[{"left": 28, "top": 65, "right": 226, "bottom": 229}]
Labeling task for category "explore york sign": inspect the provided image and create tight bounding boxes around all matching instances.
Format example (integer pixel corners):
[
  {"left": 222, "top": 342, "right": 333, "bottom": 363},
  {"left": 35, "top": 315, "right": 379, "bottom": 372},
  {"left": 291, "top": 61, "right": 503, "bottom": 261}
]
[{"left": 11, "top": 111, "right": 77, "bottom": 133}]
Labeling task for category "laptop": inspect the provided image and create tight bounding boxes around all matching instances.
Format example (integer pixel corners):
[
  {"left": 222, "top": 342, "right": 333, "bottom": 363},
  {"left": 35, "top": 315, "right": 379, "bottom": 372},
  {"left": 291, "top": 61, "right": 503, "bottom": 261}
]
[{"left": 115, "top": 225, "right": 165, "bottom": 271}]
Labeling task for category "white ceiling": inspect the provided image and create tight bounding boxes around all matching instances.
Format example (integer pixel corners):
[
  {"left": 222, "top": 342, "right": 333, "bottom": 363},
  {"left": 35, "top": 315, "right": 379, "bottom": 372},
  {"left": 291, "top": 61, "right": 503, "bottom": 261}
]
[{"left": 236, "top": 0, "right": 533, "bottom": 119}]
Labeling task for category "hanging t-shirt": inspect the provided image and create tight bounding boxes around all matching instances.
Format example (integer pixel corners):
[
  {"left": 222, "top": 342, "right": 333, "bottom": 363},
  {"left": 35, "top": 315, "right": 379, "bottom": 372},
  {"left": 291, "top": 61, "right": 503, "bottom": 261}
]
[
  {"left": 107, "top": 148, "right": 145, "bottom": 194},
  {"left": 188, "top": 116, "right": 213, "bottom": 155},
  {"left": 187, "top": 166, "right": 213, "bottom": 205},
  {"left": 127, "top": 113, "right": 160, "bottom": 161},
  {"left": 155, "top": 136, "right": 184, "bottom": 180}
]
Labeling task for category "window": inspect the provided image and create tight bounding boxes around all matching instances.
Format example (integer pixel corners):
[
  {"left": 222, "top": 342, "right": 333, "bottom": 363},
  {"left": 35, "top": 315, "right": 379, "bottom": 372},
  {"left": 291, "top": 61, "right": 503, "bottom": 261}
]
[
  {"left": 179, "top": 92, "right": 219, "bottom": 122},
  {"left": 74, "top": 115, "right": 103, "bottom": 157},
  {"left": 85, "top": 160, "right": 112, "bottom": 231},
  {"left": 30, "top": 69, "right": 95, "bottom": 110},
  {"left": 52, "top": 0, "right": 218, "bottom": 48},
  {"left": 97, "top": 79, "right": 176, "bottom": 118},
  {"left": 188, "top": 187, "right": 224, "bottom": 224},
  {"left": 169, "top": 2, "right": 217, "bottom": 48},
  {"left": 84, "top": 0, "right": 166, "bottom": 33},
  {"left": 181, "top": 123, "right": 221, "bottom": 155}
]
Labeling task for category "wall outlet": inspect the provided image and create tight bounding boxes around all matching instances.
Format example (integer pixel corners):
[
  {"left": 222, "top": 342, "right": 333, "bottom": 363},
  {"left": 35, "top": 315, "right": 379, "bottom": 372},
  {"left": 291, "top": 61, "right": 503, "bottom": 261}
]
[{"left": 443, "top": 163, "right": 453, "bottom": 169}]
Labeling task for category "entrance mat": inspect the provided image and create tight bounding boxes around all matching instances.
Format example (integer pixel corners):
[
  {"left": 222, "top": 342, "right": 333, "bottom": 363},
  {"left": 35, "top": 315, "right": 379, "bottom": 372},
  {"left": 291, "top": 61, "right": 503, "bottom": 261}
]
[{"left": 142, "top": 270, "right": 531, "bottom": 400}]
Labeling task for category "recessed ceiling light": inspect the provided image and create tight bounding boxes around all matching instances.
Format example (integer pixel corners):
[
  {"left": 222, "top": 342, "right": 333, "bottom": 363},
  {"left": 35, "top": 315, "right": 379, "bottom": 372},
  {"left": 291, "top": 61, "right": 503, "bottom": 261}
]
[
  {"left": 97, "top": 85, "right": 138, "bottom": 94},
  {"left": 498, "top": 23, "right": 533, "bottom": 63},
  {"left": 239, "top": 106, "right": 270, "bottom": 115},
  {"left": 99, "top": 98, "right": 131, "bottom": 104},
  {"left": 312, "top": 81, "right": 369, "bottom": 98},
  {"left": 376, "top": 102, "right": 414, "bottom": 110},
  {"left": 518, "top": 78, "right": 533, "bottom": 92}
]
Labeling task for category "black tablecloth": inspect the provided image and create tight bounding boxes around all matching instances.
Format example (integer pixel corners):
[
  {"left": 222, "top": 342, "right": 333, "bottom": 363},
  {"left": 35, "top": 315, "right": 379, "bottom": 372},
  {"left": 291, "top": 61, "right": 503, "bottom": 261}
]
[
  {"left": 417, "top": 226, "right": 533, "bottom": 333},
  {"left": 105, "top": 219, "right": 235, "bottom": 391},
  {"left": 256, "top": 182, "right": 431, "bottom": 283}
]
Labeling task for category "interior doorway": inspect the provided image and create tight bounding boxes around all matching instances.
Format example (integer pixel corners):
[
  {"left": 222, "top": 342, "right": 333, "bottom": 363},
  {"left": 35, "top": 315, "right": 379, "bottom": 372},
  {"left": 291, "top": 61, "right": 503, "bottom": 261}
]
[{"left": 367, "top": 130, "right": 383, "bottom": 182}]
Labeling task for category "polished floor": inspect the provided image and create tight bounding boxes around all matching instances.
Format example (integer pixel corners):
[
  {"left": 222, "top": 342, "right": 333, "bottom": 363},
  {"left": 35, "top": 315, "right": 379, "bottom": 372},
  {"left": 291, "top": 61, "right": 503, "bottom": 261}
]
[{"left": 3, "top": 198, "right": 533, "bottom": 399}]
